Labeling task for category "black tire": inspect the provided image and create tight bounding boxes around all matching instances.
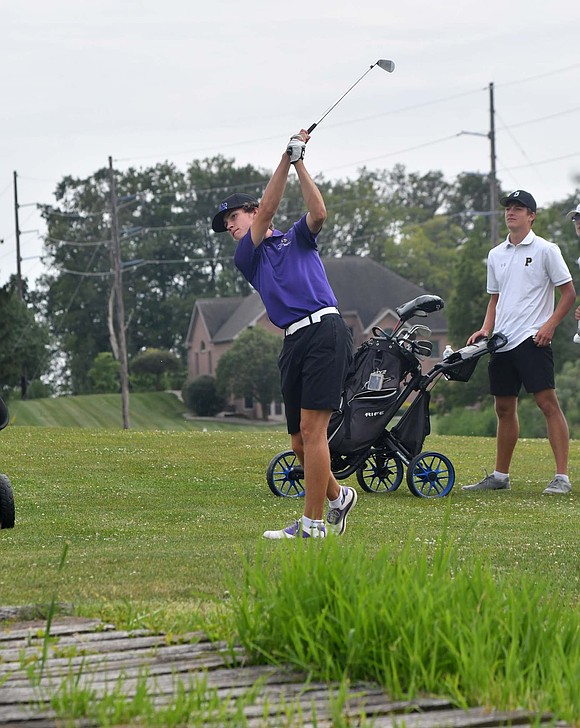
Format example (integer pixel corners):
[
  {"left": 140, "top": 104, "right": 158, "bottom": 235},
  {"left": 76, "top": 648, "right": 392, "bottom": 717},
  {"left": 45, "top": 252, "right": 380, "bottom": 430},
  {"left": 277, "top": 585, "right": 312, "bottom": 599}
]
[
  {"left": 0, "top": 474, "right": 15, "bottom": 529},
  {"left": 357, "top": 453, "right": 404, "bottom": 493},
  {"left": 266, "top": 450, "right": 305, "bottom": 498},
  {"left": 406, "top": 451, "right": 455, "bottom": 498}
]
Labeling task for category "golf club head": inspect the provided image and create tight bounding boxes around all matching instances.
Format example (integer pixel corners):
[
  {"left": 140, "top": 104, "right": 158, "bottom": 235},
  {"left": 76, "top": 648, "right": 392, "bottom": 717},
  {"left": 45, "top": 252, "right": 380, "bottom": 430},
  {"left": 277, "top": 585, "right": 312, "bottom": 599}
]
[{"left": 376, "top": 59, "right": 395, "bottom": 73}]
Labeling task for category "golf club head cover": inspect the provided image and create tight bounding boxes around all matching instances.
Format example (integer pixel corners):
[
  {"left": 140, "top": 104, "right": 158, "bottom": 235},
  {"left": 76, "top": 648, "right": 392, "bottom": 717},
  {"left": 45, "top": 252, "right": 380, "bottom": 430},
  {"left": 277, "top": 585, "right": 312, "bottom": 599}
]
[{"left": 286, "top": 135, "right": 306, "bottom": 164}]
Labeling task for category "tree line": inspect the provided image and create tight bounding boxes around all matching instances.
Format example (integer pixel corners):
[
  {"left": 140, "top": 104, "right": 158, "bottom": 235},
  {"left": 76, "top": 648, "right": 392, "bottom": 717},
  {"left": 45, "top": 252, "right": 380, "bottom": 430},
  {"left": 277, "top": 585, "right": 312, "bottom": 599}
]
[{"left": 1, "top": 156, "right": 579, "bottom": 431}]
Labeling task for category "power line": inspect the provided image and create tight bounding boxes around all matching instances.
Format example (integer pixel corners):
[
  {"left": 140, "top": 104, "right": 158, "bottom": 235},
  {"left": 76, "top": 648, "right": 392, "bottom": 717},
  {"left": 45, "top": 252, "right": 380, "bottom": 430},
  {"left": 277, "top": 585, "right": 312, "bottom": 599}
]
[
  {"left": 499, "top": 150, "right": 580, "bottom": 172},
  {"left": 324, "top": 133, "right": 463, "bottom": 172},
  {"left": 113, "top": 63, "right": 580, "bottom": 165}
]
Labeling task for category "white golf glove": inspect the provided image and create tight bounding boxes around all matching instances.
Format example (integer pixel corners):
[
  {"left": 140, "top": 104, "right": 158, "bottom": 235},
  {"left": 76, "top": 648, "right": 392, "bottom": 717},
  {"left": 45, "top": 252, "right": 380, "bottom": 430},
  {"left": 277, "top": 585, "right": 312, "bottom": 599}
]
[{"left": 286, "top": 135, "right": 306, "bottom": 164}]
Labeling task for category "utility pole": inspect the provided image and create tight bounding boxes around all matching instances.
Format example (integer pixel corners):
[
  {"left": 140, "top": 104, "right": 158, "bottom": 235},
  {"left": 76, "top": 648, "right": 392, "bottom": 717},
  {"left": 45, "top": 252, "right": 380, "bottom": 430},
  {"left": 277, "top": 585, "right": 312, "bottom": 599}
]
[
  {"left": 488, "top": 82, "right": 498, "bottom": 247},
  {"left": 459, "top": 82, "right": 499, "bottom": 246},
  {"left": 108, "top": 156, "right": 131, "bottom": 430},
  {"left": 12, "top": 172, "right": 23, "bottom": 301},
  {"left": 13, "top": 172, "right": 29, "bottom": 400}
]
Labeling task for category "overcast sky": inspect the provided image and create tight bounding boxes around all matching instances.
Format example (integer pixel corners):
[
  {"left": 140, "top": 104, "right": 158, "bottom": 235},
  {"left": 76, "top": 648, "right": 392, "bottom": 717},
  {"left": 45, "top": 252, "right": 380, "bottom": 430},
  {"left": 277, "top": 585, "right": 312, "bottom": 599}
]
[{"left": 1, "top": 0, "right": 579, "bottom": 287}]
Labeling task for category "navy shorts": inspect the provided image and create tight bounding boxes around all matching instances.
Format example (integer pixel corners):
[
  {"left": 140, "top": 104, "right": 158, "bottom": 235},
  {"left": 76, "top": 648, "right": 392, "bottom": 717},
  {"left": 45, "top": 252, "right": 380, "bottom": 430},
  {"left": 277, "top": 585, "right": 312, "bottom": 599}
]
[
  {"left": 279, "top": 314, "right": 353, "bottom": 435},
  {"left": 488, "top": 336, "right": 554, "bottom": 396}
]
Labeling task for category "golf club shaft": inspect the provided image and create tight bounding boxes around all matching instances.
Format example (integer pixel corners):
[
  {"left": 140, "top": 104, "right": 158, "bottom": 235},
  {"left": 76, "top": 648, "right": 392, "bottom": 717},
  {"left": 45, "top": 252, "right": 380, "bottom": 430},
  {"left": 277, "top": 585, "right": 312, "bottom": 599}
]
[{"left": 307, "top": 62, "right": 382, "bottom": 134}]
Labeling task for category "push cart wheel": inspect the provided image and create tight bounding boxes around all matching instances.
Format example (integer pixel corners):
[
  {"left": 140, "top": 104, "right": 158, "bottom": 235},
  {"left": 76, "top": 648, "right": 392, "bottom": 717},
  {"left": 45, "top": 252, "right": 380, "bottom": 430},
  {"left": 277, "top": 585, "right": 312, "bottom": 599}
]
[
  {"left": 266, "top": 450, "right": 305, "bottom": 498},
  {"left": 0, "top": 474, "right": 15, "bottom": 529},
  {"left": 357, "top": 453, "right": 404, "bottom": 493},
  {"left": 406, "top": 451, "right": 455, "bottom": 498}
]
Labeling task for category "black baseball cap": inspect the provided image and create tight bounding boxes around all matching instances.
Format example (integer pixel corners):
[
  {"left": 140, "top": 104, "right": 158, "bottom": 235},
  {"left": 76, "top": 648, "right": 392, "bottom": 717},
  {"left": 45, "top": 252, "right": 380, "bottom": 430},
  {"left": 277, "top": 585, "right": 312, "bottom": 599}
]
[
  {"left": 499, "top": 190, "right": 537, "bottom": 213},
  {"left": 211, "top": 193, "right": 258, "bottom": 233}
]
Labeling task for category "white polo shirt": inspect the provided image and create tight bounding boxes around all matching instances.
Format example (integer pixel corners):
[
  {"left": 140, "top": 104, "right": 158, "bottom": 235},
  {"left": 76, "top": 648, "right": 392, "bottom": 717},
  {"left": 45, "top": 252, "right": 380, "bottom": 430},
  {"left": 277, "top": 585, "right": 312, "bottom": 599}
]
[{"left": 487, "top": 230, "right": 572, "bottom": 351}]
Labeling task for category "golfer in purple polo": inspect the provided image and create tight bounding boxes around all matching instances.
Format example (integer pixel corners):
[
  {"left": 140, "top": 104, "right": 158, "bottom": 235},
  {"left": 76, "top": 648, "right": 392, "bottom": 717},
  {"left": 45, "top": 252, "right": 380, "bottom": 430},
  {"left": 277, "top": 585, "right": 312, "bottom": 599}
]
[{"left": 211, "top": 130, "right": 356, "bottom": 538}]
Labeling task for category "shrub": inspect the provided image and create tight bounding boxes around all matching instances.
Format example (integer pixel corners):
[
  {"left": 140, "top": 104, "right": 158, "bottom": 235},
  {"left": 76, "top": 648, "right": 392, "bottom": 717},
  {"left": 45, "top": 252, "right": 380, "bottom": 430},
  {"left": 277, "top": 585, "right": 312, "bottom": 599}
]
[
  {"left": 88, "top": 353, "right": 120, "bottom": 394},
  {"left": 436, "top": 405, "right": 497, "bottom": 437},
  {"left": 130, "top": 349, "right": 183, "bottom": 392},
  {"left": 24, "top": 380, "right": 54, "bottom": 400},
  {"left": 182, "top": 376, "right": 224, "bottom": 417}
]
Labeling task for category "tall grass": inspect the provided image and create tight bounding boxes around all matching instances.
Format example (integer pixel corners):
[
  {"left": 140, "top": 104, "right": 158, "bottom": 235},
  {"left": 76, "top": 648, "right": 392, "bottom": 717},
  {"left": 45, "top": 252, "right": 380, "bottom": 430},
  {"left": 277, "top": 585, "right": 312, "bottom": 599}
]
[{"left": 233, "top": 520, "right": 580, "bottom": 723}]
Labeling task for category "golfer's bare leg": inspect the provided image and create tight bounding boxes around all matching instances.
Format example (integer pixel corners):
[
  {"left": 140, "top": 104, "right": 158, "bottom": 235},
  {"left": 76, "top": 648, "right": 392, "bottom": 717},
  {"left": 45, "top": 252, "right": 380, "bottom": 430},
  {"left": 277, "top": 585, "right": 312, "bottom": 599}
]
[
  {"left": 299, "top": 408, "right": 338, "bottom": 520},
  {"left": 533, "top": 389, "right": 569, "bottom": 474},
  {"left": 291, "top": 425, "right": 341, "bottom": 507},
  {"left": 494, "top": 395, "right": 519, "bottom": 473}
]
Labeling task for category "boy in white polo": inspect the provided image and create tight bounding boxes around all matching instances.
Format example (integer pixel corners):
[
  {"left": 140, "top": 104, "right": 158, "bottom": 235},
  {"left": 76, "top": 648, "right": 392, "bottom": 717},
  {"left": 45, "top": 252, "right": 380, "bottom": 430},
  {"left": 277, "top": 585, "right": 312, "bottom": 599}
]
[{"left": 462, "top": 190, "right": 576, "bottom": 495}]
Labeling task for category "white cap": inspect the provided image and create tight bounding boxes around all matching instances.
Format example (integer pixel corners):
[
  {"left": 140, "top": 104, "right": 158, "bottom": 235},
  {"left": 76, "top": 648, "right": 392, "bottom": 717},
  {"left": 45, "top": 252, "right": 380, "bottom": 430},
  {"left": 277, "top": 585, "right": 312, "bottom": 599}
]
[{"left": 566, "top": 203, "right": 580, "bottom": 220}]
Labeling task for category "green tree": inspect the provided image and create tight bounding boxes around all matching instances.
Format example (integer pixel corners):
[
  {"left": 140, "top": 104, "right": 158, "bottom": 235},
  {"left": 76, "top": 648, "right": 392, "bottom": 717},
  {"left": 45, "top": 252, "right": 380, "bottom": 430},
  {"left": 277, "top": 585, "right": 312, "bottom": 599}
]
[
  {"left": 216, "top": 328, "right": 280, "bottom": 420},
  {"left": 183, "top": 375, "right": 224, "bottom": 416},
  {"left": 0, "top": 284, "right": 50, "bottom": 400},
  {"left": 130, "top": 348, "right": 182, "bottom": 391},
  {"left": 88, "top": 352, "right": 120, "bottom": 393},
  {"left": 34, "top": 157, "right": 270, "bottom": 393}
]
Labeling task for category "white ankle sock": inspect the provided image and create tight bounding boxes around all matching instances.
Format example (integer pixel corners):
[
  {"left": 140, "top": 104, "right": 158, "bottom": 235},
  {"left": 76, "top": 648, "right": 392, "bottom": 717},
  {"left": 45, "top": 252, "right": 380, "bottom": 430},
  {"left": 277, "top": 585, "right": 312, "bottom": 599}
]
[
  {"left": 555, "top": 474, "right": 570, "bottom": 483},
  {"left": 328, "top": 487, "right": 345, "bottom": 509},
  {"left": 300, "top": 516, "right": 325, "bottom": 536},
  {"left": 493, "top": 471, "right": 509, "bottom": 481}
]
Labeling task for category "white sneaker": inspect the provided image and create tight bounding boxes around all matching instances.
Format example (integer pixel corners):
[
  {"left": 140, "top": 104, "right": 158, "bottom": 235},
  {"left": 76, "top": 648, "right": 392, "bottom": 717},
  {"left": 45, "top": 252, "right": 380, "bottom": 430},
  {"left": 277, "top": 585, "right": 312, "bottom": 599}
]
[
  {"left": 461, "top": 472, "right": 510, "bottom": 491},
  {"left": 326, "top": 487, "right": 358, "bottom": 535},
  {"left": 542, "top": 477, "right": 572, "bottom": 495}
]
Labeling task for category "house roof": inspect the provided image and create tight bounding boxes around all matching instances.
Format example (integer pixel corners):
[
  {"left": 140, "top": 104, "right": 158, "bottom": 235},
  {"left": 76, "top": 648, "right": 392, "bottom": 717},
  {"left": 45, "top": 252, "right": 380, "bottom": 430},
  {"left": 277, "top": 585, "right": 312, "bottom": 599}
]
[
  {"left": 186, "top": 296, "right": 244, "bottom": 345},
  {"left": 188, "top": 256, "right": 447, "bottom": 344},
  {"left": 323, "top": 256, "right": 448, "bottom": 331},
  {"left": 213, "top": 292, "right": 266, "bottom": 342}
]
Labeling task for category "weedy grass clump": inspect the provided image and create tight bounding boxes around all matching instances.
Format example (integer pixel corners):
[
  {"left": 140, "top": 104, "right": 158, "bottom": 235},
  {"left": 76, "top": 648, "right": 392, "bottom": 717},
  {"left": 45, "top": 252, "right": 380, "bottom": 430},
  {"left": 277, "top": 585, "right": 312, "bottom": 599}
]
[{"left": 233, "top": 527, "right": 580, "bottom": 724}]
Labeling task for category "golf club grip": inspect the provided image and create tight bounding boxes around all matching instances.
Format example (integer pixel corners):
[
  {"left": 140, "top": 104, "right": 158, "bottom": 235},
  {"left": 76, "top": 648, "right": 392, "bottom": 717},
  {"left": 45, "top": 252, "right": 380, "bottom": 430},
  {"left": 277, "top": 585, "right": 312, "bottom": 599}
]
[{"left": 307, "top": 123, "right": 317, "bottom": 134}]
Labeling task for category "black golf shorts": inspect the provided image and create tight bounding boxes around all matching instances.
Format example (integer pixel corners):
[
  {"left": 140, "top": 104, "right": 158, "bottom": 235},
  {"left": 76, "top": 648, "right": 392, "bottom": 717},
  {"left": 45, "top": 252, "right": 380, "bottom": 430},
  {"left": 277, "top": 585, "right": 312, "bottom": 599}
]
[
  {"left": 279, "top": 314, "right": 353, "bottom": 435},
  {"left": 488, "top": 336, "right": 554, "bottom": 396}
]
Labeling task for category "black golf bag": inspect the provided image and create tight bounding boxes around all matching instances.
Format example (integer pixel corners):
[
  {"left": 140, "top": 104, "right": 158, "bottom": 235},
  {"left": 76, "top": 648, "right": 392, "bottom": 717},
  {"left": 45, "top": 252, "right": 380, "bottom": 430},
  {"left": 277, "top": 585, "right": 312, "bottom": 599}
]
[{"left": 327, "top": 333, "right": 419, "bottom": 455}]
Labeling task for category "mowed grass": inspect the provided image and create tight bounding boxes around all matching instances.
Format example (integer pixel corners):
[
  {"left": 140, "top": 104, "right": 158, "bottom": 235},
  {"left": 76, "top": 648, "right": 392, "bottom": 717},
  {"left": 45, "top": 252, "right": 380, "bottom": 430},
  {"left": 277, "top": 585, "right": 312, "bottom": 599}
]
[
  {"left": 1, "top": 427, "right": 579, "bottom": 722},
  {"left": 1, "top": 427, "right": 578, "bottom": 610},
  {"left": 7, "top": 392, "right": 285, "bottom": 432}
]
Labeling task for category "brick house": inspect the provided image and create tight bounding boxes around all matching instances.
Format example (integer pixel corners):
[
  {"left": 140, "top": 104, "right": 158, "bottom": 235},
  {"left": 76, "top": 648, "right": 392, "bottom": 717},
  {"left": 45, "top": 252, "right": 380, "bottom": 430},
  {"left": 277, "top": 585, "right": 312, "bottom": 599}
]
[{"left": 184, "top": 256, "right": 449, "bottom": 420}]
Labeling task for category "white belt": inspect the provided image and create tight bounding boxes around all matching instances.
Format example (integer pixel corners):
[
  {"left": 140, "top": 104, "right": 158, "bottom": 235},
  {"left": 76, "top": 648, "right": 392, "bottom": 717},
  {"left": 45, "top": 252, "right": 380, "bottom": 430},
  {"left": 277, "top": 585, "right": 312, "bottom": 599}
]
[{"left": 285, "top": 307, "right": 340, "bottom": 336}]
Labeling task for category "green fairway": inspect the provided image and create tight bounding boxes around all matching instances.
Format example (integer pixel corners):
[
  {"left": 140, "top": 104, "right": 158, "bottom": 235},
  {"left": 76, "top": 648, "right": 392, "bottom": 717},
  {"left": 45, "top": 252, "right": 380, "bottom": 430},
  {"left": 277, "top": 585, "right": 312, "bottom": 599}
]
[
  {"left": 1, "top": 427, "right": 578, "bottom": 723},
  {"left": 1, "top": 427, "right": 578, "bottom": 610}
]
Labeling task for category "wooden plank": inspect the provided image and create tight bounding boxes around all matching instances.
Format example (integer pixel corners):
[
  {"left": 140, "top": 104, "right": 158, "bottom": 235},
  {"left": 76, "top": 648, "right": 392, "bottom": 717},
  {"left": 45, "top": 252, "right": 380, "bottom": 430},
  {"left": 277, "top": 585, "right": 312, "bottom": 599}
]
[
  {"left": 368, "top": 707, "right": 556, "bottom": 727},
  {"left": 0, "top": 619, "right": 111, "bottom": 642},
  {"left": 0, "top": 617, "right": 569, "bottom": 728},
  {"left": 0, "top": 643, "right": 246, "bottom": 684},
  {"left": 0, "top": 633, "right": 212, "bottom": 663}
]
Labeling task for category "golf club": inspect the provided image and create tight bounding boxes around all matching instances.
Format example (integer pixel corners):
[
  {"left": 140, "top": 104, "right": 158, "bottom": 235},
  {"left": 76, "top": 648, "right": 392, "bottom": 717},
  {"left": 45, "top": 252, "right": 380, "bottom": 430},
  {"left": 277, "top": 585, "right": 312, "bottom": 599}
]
[{"left": 306, "top": 59, "right": 395, "bottom": 134}]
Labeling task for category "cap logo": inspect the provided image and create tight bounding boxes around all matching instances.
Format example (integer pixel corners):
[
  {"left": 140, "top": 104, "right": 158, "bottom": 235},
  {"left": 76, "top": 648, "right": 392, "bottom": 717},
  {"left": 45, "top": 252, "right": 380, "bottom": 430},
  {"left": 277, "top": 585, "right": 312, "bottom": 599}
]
[
  {"left": 219, "top": 201, "right": 228, "bottom": 211},
  {"left": 512, "top": 191, "right": 520, "bottom": 197}
]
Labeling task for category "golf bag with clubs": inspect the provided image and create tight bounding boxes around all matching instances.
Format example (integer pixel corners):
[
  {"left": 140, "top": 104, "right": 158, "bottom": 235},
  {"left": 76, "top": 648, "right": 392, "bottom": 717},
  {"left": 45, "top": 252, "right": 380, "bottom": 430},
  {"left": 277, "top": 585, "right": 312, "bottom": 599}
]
[
  {"left": 0, "top": 397, "right": 15, "bottom": 529},
  {"left": 266, "top": 294, "right": 507, "bottom": 499}
]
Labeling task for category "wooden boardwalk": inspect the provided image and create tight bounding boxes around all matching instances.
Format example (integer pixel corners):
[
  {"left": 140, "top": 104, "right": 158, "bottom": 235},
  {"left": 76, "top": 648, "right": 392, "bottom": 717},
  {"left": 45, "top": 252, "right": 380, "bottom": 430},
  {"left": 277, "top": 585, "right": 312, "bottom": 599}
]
[{"left": 0, "top": 614, "right": 567, "bottom": 727}]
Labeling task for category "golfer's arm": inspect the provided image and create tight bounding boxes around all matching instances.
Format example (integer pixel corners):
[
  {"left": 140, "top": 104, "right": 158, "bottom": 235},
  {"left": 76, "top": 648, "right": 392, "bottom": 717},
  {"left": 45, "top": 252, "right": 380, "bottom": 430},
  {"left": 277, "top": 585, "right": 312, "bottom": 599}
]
[
  {"left": 294, "top": 161, "right": 326, "bottom": 234},
  {"left": 546, "top": 281, "right": 576, "bottom": 329},
  {"left": 466, "top": 294, "right": 498, "bottom": 345},
  {"left": 481, "top": 294, "right": 499, "bottom": 336},
  {"left": 250, "top": 154, "right": 292, "bottom": 247}
]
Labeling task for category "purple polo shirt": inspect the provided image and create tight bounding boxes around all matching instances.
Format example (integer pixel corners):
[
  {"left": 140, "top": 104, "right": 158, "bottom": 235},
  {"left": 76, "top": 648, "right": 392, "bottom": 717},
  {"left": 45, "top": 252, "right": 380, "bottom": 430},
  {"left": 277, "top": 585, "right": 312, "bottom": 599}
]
[{"left": 234, "top": 214, "right": 338, "bottom": 329}]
